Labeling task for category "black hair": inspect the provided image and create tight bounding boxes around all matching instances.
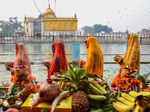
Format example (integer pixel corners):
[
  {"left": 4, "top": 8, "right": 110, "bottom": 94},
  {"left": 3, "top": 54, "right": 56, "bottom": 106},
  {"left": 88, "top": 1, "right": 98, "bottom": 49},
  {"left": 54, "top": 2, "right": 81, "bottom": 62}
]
[{"left": 135, "top": 95, "right": 144, "bottom": 106}]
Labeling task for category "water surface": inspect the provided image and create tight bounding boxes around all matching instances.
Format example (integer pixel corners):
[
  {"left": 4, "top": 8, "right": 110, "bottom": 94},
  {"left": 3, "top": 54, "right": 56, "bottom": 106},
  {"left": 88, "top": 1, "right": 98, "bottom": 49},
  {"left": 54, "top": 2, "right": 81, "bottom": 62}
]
[{"left": 0, "top": 42, "right": 150, "bottom": 85}]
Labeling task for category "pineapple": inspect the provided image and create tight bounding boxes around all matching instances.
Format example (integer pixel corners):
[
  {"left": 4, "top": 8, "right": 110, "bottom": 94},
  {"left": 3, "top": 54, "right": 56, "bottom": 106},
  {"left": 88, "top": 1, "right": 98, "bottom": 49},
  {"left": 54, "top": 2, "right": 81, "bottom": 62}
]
[
  {"left": 55, "top": 63, "right": 99, "bottom": 112},
  {"left": 72, "top": 91, "right": 89, "bottom": 112}
]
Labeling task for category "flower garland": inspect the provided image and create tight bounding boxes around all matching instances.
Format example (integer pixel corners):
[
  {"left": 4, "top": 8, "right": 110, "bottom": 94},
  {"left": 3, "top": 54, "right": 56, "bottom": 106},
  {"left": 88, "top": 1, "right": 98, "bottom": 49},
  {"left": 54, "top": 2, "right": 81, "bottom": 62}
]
[
  {"left": 11, "top": 75, "right": 40, "bottom": 93},
  {"left": 117, "top": 77, "right": 142, "bottom": 91}
]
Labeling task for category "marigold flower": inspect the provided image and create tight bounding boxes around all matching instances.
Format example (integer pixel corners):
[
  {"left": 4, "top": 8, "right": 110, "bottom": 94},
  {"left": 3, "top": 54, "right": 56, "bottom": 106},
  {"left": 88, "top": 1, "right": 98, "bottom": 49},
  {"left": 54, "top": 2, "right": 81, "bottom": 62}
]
[
  {"left": 100, "top": 81, "right": 105, "bottom": 85},
  {"left": 136, "top": 80, "right": 141, "bottom": 84},
  {"left": 27, "top": 75, "right": 32, "bottom": 80},
  {"left": 37, "top": 84, "right": 40, "bottom": 89},
  {"left": 11, "top": 76, "right": 17, "bottom": 82},
  {"left": 21, "top": 81, "right": 25, "bottom": 86},
  {"left": 31, "top": 76, "right": 36, "bottom": 81},
  {"left": 26, "top": 83, "right": 31, "bottom": 88},
  {"left": 32, "top": 85, "right": 38, "bottom": 93}
]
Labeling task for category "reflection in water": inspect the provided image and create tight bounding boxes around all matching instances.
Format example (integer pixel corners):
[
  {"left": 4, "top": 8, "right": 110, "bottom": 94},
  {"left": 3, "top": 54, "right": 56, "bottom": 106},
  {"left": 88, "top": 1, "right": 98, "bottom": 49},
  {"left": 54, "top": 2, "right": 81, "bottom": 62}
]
[
  {"left": 0, "top": 44, "right": 15, "bottom": 53},
  {"left": 0, "top": 42, "right": 150, "bottom": 84},
  {"left": 32, "top": 44, "right": 42, "bottom": 53}
]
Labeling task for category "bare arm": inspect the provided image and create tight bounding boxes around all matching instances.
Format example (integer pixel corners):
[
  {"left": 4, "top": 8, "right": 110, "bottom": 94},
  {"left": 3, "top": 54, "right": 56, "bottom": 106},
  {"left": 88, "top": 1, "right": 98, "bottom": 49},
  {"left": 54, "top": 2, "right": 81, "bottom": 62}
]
[
  {"left": 43, "top": 61, "right": 50, "bottom": 69},
  {"left": 5, "top": 62, "right": 13, "bottom": 71}
]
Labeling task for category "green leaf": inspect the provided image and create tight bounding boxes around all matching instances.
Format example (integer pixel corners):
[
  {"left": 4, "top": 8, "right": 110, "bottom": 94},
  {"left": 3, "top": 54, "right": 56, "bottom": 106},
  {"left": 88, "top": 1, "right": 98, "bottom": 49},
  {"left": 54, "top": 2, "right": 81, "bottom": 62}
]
[
  {"left": 10, "top": 83, "right": 18, "bottom": 95},
  {"left": 68, "top": 63, "right": 74, "bottom": 71},
  {"left": 58, "top": 75, "right": 72, "bottom": 81},
  {"left": 41, "top": 109, "right": 48, "bottom": 112},
  {"left": 137, "top": 75, "right": 146, "bottom": 83},
  {"left": 78, "top": 69, "right": 86, "bottom": 76},
  {"left": 85, "top": 74, "right": 100, "bottom": 78},
  {"left": 60, "top": 69, "right": 67, "bottom": 73}
]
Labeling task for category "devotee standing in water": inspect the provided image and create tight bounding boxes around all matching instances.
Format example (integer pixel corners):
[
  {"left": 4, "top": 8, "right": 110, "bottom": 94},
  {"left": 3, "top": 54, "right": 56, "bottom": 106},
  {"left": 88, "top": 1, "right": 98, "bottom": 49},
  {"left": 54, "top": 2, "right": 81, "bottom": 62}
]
[
  {"left": 80, "top": 36, "right": 104, "bottom": 77},
  {"left": 43, "top": 41, "right": 68, "bottom": 79},
  {"left": 5, "top": 43, "right": 39, "bottom": 101},
  {"left": 111, "top": 34, "right": 141, "bottom": 91}
]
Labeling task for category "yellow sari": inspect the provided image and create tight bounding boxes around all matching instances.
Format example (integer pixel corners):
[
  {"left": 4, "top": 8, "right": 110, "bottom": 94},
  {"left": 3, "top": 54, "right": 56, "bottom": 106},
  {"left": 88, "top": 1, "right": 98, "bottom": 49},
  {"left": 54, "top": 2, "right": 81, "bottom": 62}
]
[
  {"left": 84, "top": 36, "right": 104, "bottom": 77},
  {"left": 111, "top": 34, "right": 140, "bottom": 88},
  {"left": 122, "top": 34, "right": 140, "bottom": 72}
]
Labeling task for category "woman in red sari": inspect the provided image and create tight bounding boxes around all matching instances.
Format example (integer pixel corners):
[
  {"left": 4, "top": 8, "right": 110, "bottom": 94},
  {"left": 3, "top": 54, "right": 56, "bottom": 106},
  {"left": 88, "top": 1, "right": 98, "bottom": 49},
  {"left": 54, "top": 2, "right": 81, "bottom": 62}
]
[{"left": 44, "top": 41, "right": 68, "bottom": 79}]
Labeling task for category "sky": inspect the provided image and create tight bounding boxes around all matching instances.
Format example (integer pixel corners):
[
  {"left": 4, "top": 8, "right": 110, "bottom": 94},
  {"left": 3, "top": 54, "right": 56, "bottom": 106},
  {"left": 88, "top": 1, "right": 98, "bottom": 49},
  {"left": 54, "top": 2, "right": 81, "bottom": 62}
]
[{"left": 0, "top": 0, "right": 150, "bottom": 32}]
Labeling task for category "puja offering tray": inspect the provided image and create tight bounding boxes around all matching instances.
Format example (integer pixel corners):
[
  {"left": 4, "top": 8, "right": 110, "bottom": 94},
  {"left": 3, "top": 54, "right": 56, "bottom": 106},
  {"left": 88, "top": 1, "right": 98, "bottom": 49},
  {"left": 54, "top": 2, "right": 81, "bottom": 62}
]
[{"left": 21, "top": 94, "right": 72, "bottom": 112}]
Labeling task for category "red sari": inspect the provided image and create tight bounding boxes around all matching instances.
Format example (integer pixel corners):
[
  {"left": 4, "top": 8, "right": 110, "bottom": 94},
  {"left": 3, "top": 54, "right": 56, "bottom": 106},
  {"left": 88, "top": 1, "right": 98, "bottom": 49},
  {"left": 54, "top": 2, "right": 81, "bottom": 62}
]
[{"left": 48, "top": 41, "right": 68, "bottom": 79}]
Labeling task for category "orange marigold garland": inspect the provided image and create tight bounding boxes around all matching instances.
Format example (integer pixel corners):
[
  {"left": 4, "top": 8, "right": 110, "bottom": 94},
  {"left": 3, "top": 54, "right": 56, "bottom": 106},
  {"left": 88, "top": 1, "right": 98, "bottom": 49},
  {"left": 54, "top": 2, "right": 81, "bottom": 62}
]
[
  {"left": 117, "top": 77, "right": 142, "bottom": 91},
  {"left": 10, "top": 75, "right": 39, "bottom": 93}
]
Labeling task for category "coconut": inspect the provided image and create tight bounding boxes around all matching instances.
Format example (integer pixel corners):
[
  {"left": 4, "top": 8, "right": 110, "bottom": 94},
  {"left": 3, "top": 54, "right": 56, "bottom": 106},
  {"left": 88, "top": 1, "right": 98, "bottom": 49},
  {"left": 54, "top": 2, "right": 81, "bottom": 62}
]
[{"left": 32, "top": 79, "right": 60, "bottom": 106}]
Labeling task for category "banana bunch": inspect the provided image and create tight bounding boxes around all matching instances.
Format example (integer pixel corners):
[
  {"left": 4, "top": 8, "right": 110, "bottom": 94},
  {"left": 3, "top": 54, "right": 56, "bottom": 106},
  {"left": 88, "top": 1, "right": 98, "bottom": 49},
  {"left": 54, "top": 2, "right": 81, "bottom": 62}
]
[
  {"left": 129, "top": 91, "right": 150, "bottom": 98},
  {"left": 88, "top": 82, "right": 107, "bottom": 101},
  {"left": 113, "top": 91, "right": 150, "bottom": 112}
]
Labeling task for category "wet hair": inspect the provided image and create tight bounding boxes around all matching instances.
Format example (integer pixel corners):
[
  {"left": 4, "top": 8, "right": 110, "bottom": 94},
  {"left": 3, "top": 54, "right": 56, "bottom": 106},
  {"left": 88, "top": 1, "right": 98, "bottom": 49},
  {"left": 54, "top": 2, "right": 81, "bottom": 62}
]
[
  {"left": 144, "top": 108, "right": 150, "bottom": 112},
  {"left": 135, "top": 95, "right": 144, "bottom": 106},
  {"left": 135, "top": 95, "right": 144, "bottom": 102}
]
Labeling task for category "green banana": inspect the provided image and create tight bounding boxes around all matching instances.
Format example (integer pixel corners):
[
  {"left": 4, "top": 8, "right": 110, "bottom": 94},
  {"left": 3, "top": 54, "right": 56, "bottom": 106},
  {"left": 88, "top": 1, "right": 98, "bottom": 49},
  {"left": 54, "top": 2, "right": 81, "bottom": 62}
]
[
  {"left": 88, "top": 94, "right": 106, "bottom": 101},
  {"left": 90, "top": 109, "right": 104, "bottom": 112},
  {"left": 89, "top": 83, "right": 103, "bottom": 95},
  {"left": 91, "top": 82, "right": 107, "bottom": 95}
]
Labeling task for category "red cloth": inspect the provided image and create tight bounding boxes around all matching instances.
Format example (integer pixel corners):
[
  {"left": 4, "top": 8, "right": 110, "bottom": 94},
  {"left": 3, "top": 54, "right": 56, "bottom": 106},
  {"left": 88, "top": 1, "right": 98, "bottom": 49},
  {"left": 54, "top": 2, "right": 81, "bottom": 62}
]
[
  {"left": 13, "top": 43, "right": 31, "bottom": 75},
  {"left": 48, "top": 41, "right": 68, "bottom": 79}
]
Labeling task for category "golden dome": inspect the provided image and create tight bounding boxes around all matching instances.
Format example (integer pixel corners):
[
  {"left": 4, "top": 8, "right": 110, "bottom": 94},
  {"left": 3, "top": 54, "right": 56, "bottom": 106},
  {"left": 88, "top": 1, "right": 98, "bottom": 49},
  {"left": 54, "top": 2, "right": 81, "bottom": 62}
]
[{"left": 43, "top": 8, "right": 56, "bottom": 18}]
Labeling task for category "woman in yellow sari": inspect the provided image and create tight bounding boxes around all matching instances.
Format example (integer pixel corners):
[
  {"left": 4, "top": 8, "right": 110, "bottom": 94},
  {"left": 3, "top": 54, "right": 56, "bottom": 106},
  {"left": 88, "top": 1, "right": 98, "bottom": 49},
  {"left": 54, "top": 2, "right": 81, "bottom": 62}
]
[
  {"left": 111, "top": 34, "right": 140, "bottom": 89},
  {"left": 84, "top": 36, "right": 104, "bottom": 77},
  {"left": 122, "top": 34, "right": 140, "bottom": 72}
]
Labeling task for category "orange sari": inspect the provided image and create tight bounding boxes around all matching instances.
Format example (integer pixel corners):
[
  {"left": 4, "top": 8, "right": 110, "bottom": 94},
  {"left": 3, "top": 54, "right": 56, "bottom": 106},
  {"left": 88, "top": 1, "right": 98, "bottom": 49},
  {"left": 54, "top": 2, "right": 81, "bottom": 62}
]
[
  {"left": 84, "top": 36, "right": 104, "bottom": 77},
  {"left": 13, "top": 43, "right": 32, "bottom": 75},
  {"left": 10, "top": 43, "right": 39, "bottom": 93}
]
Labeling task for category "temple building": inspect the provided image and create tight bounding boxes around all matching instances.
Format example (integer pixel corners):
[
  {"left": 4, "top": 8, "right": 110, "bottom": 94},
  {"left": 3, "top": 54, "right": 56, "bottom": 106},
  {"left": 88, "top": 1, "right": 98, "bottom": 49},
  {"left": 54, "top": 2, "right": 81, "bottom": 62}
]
[{"left": 24, "top": 7, "right": 78, "bottom": 36}]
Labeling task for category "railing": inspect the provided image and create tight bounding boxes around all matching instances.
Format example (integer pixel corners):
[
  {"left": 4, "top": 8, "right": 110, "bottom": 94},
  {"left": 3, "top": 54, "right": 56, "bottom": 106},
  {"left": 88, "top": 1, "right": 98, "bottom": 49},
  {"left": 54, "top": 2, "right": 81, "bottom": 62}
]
[{"left": 0, "top": 32, "right": 150, "bottom": 44}]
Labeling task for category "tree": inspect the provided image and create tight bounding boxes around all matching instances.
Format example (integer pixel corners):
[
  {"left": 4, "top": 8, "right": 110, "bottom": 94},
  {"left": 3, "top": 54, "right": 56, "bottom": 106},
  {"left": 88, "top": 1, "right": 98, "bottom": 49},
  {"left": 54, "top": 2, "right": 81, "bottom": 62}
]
[
  {"left": 82, "top": 26, "right": 94, "bottom": 34},
  {"left": 82, "top": 24, "right": 113, "bottom": 34},
  {"left": 0, "top": 17, "right": 24, "bottom": 34}
]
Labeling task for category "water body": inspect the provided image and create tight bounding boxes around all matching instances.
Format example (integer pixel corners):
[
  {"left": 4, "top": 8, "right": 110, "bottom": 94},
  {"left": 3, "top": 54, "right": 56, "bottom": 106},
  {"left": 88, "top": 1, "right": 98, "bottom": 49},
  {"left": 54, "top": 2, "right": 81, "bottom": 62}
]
[{"left": 0, "top": 42, "right": 150, "bottom": 84}]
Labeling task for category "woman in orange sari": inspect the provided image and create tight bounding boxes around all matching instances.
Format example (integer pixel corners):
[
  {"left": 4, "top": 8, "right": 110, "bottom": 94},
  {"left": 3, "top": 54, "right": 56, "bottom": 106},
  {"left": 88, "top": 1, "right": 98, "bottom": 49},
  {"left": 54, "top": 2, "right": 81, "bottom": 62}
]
[
  {"left": 111, "top": 34, "right": 141, "bottom": 90},
  {"left": 44, "top": 41, "right": 68, "bottom": 79},
  {"left": 13, "top": 43, "right": 32, "bottom": 75},
  {"left": 80, "top": 36, "right": 104, "bottom": 77},
  {"left": 7, "top": 43, "right": 39, "bottom": 98}
]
